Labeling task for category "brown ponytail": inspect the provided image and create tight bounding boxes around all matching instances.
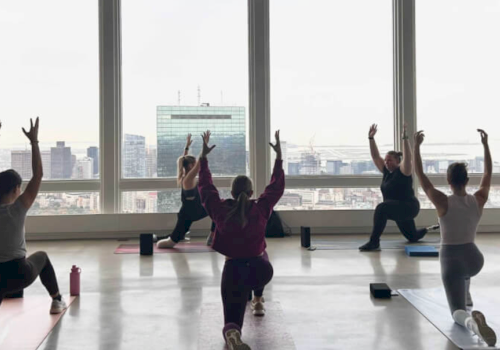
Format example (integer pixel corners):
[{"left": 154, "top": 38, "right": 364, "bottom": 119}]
[{"left": 226, "top": 175, "right": 253, "bottom": 227}]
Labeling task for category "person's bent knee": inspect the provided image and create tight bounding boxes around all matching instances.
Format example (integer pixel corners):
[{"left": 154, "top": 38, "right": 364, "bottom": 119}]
[
  {"left": 30, "top": 251, "right": 49, "bottom": 259},
  {"left": 374, "top": 203, "right": 388, "bottom": 215}
]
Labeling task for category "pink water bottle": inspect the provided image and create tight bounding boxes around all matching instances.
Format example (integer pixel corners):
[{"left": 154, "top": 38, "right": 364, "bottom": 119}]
[{"left": 70, "top": 265, "right": 81, "bottom": 296}]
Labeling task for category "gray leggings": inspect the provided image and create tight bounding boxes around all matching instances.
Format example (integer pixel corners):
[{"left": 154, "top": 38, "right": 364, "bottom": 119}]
[{"left": 440, "top": 243, "right": 484, "bottom": 313}]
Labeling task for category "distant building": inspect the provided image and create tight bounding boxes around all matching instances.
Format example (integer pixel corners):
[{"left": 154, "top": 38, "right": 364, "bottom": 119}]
[
  {"left": 123, "top": 134, "right": 146, "bottom": 178},
  {"left": 87, "top": 147, "right": 99, "bottom": 177},
  {"left": 51, "top": 142, "right": 72, "bottom": 179}
]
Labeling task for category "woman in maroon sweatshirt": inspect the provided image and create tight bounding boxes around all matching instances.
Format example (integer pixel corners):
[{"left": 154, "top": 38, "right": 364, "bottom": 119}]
[{"left": 198, "top": 130, "right": 284, "bottom": 350}]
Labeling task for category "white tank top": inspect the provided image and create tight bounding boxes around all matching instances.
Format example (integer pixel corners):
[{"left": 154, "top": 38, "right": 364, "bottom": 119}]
[{"left": 439, "top": 194, "right": 481, "bottom": 245}]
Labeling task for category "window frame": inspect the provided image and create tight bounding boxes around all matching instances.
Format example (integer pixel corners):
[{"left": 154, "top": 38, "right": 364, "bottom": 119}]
[{"left": 17, "top": 0, "right": 500, "bottom": 219}]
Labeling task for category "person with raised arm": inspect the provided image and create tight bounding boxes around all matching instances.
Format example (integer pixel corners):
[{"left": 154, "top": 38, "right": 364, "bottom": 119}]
[
  {"left": 198, "top": 130, "right": 285, "bottom": 350},
  {"left": 359, "top": 123, "right": 439, "bottom": 251},
  {"left": 0, "top": 118, "right": 67, "bottom": 313},
  {"left": 413, "top": 129, "right": 496, "bottom": 346},
  {"left": 156, "top": 133, "right": 216, "bottom": 248}
]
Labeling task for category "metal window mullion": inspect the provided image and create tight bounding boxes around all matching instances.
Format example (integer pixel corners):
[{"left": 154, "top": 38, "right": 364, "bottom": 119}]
[
  {"left": 248, "top": 0, "right": 271, "bottom": 198},
  {"left": 119, "top": 178, "right": 233, "bottom": 192},
  {"left": 99, "top": 0, "right": 122, "bottom": 214},
  {"left": 34, "top": 181, "right": 101, "bottom": 193},
  {"left": 393, "top": 0, "right": 417, "bottom": 185},
  {"left": 285, "top": 176, "right": 383, "bottom": 189}
]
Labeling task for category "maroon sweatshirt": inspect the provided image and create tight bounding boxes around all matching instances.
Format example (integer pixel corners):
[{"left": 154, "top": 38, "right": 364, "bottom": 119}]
[{"left": 198, "top": 158, "right": 285, "bottom": 258}]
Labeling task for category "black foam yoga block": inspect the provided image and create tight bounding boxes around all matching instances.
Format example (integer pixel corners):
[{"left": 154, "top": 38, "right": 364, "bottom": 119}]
[
  {"left": 300, "top": 226, "right": 311, "bottom": 248},
  {"left": 140, "top": 233, "right": 154, "bottom": 255},
  {"left": 5, "top": 289, "right": 24, "bottom": 298},
  {"left": 370, "top": 283, "right": 392, "bottom": 299}
]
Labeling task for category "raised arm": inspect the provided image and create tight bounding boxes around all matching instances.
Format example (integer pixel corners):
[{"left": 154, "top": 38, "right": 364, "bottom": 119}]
[
  {"left": 177, "top": 134, "right": 194, "bottom": 186},
  {"left": 19, "top": 117, "right": 42, "bottom": 209},
  {"left": 257, "top": 131, "right": 285, "bottom": 216},
  {"left": 198, "top": 131, "right": 222, "bottom": 219},
  {"left": 400, "top": 123, "right": 413, "bottom": 176},
  {"left": 474, "top": 129, "right": 492, "bottom": 210},
  {"left": 368, "top": 124, "right": 385, "bottom": 173},
  {"left": 413, "top": 131, "right": 448, "bottom": 217}
]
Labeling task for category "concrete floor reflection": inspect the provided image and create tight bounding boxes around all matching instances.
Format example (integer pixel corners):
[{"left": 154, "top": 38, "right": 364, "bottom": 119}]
[{"left": 15, "top": 233, "right": 500, "bottom": 349}]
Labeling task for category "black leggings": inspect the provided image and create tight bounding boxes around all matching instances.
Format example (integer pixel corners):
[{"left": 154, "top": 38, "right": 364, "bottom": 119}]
[
  {"left": 0, "top": 251, "right": 60, "bottom": 305},
  {"left": 370, "top": 200, "right": 427, "bottom": 243},
  {"left": 169, "top": 201, "right": 216, "bottom": 243},
  {"left": 221, "top": 252, "right": 273, "bottom": 337}
]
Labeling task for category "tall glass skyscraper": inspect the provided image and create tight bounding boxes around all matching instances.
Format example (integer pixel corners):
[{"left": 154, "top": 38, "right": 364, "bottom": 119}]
[
  {"left": 87, "top": 146, "right": 99, "bottom": 177},
  {"left": 157, "top": 105, "right": 246, "bottom": 177},
  {"left": 157, "top": 105, "right": 246, "bottom": 212},
  {"left": 123, "top": 134, "right": 146, "bottom": 178}
]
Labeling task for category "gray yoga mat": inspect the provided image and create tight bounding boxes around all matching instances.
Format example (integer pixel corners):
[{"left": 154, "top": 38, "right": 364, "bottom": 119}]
[
  {"left": 198, "top": 301, "right": 296, "bottom": 350},
  {"left": 309, "top": 239, "right": 440, "bottom": 250},
  {"left": 398, "top": 288, "right": 500, "bottom": 350}
]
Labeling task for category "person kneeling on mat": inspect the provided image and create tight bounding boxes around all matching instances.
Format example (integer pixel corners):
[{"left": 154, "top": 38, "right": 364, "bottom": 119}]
[
  {"left": 414, "top": 129, "right": 496, "bottom": 347},
  {"left": 198, "top": 130, "right": 284, "bottom": 350},
  {"left": 0, "top": 118, "right": 67, "bottom": 313},
  {"left": 359, "top": 123, "right": 439, "bottom": 251},
  {"left": 157, "top": 133, "right": 216, "bottom": 248}
]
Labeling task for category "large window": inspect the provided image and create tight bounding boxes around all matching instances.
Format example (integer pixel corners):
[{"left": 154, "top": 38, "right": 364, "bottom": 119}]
[
  {"left": 416, "top": 0, "right": 500, "bottom": 174},
  {"left": 30, "top": 192, "right": 100, "bottom": 216},
  {"left": 0, "top": 1, "right": 99, "bottom": 181},
  {"left": 121, "top": 0, "right": 249, "bottom": 179},
  {"left": 270, "top": 0, "right": 394, "bottom": 176}
]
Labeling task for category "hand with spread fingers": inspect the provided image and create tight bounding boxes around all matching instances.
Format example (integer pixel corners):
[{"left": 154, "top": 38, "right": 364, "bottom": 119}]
[
  {"left": 369, "top": 124, "right": 378, "bottom": 139},
  {"left": 22, "top": 117, "right": 40, "bottom": 144},
  {"left": 201, "top": 131, "right": 216, "bottom": 158},
  {"left": 186, "top": 133, "right": 193, "bottom": 148},
  {"left": 269, "top": 130, "right": 282, "bottom": 159}
]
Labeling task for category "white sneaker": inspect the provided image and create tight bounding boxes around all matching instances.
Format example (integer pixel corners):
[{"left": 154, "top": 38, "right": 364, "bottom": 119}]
[
  {"left": 472, "top": 311, "right": 497, "bottom": 346},
  {"left": 157, "top": 237, "right": 177, "bottom": 248},
  {"left": 50, "top": 297, "right": 68, "bottom": 314},
  {"left": 225, "top": 329, "right": 251, "bottom": 350},
  {"left": 251, "top": 298, "right": 265, "bottom": 316}
]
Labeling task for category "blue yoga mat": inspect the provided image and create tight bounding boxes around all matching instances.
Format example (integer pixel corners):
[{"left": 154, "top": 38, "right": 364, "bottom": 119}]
[{"left": 405, "top": 246, "right": 439, "bottom": 257}]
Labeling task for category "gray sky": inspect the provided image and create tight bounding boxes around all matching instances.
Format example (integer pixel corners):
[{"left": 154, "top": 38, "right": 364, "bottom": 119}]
[{"left": 1, "top": 0, "right": 499, "bottom": 158}]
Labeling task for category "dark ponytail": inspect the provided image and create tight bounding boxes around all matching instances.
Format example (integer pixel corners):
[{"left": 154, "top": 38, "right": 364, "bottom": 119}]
[
  {"left": 226, "top": 176, "right": 253, "bottom": 227},
  {"left": 0, "top": 169, "right": 22, "bottom": 200}
]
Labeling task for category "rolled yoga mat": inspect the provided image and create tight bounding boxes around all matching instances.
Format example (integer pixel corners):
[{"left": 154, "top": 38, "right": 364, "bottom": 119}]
[
  {"left": 115, "top": 242, "right": 215, "bottom": 254},
  {"left": 0, "top": 295, "right": 76, "bottom": 350},
  {"left": 198, "top": 301, "right": 296, "bottom": 350},
  {"left": 398, "top": 288, "right": 500, "bottom": 350},
  {"left": 310, "top": 239, "right": 440, "bottom": 251}
]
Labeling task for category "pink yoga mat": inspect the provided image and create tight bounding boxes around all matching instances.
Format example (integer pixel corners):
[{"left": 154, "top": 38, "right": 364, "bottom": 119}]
[
  {"left": 114, "top": 242, "right": 215, "bottom": 254},
  {"left": 0, "top": 295, "right": 76, "bottom": 350}
]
